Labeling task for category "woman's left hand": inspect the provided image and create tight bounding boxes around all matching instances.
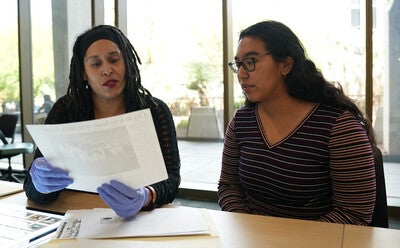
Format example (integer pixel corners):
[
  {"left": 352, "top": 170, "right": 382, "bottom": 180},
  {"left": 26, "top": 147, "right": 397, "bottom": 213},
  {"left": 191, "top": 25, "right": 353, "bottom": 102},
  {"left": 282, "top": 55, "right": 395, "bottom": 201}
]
[{"left": 97, "top": 180, "right": 148, "bottom": 218}]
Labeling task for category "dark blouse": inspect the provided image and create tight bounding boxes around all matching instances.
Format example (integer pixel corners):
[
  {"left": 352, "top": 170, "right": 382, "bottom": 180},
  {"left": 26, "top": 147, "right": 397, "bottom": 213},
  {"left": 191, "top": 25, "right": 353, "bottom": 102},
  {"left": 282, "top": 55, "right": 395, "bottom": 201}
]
[
  {"left": 218, "top": 103, "right": 376, "bottom": 225},
  {"left": 24, "top": 95, "right": 181, "bottom": 207}
]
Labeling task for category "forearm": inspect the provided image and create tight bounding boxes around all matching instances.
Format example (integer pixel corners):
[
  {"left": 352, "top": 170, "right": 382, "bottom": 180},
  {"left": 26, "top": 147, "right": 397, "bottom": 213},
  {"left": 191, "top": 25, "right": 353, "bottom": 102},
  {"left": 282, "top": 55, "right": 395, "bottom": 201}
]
[
  {"left": 218, "top": 182, "right": 250, "bottom": 213},
  {"left": 23, "top": 170, "right": 61, "bottom": 204},
  {"left": 149, "top": 100, "right": 181, "bottom": 206},
  {"left": 151, "top": 163, "right": 180, "bottom": 207},
  {"left": 218, "top": 119, "right": 249, "bottom": 212}
]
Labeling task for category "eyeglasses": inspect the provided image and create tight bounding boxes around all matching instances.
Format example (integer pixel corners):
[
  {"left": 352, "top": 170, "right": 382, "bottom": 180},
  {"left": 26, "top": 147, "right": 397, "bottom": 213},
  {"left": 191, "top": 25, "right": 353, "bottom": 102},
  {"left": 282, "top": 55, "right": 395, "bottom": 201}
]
[{"left": 228, "top": 52, "right": 271, "bottom": 74}]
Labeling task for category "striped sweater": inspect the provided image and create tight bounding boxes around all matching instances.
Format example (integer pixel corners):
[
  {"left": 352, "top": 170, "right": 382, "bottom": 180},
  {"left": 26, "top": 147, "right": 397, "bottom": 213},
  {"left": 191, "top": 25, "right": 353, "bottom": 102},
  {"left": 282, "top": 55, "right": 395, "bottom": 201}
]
[{"left": 218, "top": 103, "right": 376, "bottom": 225}]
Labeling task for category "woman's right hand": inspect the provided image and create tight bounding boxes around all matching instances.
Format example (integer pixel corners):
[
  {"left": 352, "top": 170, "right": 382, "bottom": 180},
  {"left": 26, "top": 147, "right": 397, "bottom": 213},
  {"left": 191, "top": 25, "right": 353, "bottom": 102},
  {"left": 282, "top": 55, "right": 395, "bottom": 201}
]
[{"left": 29, "top": 157, "right": 73, "bottom": 194}]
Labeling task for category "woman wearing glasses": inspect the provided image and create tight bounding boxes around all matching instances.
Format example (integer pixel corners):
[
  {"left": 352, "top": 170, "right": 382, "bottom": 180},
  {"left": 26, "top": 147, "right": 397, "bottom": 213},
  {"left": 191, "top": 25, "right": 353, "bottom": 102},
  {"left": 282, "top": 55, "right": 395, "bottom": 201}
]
[{"left": 218, "top": 20, "right": 376, "bottom": 225}]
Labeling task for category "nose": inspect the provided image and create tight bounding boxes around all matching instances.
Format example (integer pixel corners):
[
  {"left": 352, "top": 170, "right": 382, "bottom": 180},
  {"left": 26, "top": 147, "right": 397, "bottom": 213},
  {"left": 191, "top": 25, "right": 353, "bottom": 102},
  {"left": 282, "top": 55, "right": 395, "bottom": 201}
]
[
  {"left": 237, "top": 67, "right": 248, "bottom": 80},
  {"left": 102, "top": 64, "right": 113, "bottom": 76}
]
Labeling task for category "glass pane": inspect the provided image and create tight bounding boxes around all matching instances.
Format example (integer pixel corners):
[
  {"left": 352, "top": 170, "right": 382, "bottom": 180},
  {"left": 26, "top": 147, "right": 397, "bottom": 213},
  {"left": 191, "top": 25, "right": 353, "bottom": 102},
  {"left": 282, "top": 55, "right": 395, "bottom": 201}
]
[
  {"left": 126, "top": 0, "right": 223, "bottom": 189},
  {"left": 0, "top": 1, "right": 19, "bottom": 117},
  {"left": 31, "top": 0, "right": 55, "bottom": 124},
  {"left": 31, "top": 0, "right": 92, "bottom": 124},
  {"left": 104, "top": 0, "right": 115, "bottom": 25},
  {"left": 373, "top": 0, "right": 400, "bottom": 206},
  {"left": 0, "top": 1, "right": 21, "bottom": 168},
  {"left": 231, "top": 0, "right": 366, "bottom": 112}
]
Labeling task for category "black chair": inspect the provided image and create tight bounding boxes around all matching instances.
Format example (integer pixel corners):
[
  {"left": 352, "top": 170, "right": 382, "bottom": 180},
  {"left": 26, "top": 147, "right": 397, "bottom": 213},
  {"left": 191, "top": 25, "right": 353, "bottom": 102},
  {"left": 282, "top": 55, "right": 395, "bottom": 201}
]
[
  {"left": 370, "top": 147, "right": 389, "bottom": 228},
  {"left": 0, "top": 114, "right": 34, "bottom": 183}
]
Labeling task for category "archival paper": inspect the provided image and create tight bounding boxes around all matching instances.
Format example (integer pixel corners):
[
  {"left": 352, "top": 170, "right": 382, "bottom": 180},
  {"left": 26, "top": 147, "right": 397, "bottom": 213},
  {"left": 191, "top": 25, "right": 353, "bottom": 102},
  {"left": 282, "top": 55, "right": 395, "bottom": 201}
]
[
  {"left": 54, "top": 207, "right": 213, "bottom": 239},
  {"left": 0, "top": 203, "right": 63, "bottom": 248},
  {"left": 26, "top": 109, "right": 168, "bottom": 193},
  {"left": 0, "top": 180, "right": 23, "bottom": 197}
]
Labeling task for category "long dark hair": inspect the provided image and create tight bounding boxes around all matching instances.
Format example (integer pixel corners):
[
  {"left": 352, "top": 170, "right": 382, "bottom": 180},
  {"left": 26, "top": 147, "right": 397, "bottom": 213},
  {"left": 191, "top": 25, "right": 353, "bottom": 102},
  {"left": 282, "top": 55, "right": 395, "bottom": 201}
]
[
  {"left": 239, "top": 20, "right": 375, "bottom": 147},
  {"left": 67, "top": 25, "right": 155, "bottom": 120}
]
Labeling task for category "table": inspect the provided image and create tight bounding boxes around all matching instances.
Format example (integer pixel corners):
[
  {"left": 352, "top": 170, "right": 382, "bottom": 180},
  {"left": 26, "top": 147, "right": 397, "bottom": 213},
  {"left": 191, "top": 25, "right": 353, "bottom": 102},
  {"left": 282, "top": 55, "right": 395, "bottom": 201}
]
[
  {"left": 1, "top": 190, "right": 400, "bottom": 248},
  {"left": 342, "top": 224, "right": 400, "bottom": 248}
]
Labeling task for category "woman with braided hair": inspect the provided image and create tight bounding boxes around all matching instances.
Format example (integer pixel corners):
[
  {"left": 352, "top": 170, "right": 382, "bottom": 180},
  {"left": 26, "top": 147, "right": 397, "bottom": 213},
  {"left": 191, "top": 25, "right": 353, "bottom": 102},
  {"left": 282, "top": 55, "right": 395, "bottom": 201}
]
[{"left": 24, "top": 25, "right": 181, "bottom": 217}]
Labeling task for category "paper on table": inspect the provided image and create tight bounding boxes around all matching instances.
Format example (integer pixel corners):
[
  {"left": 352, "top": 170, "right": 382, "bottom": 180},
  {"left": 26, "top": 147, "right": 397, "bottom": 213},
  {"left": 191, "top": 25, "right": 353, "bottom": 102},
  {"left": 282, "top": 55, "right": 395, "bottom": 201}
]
[
  {"left": 46, "top": 237, "right": 222, "bottom": 248},
  {"left": 26, "top": 109, "right": 168, "bottom": 193},
  {"left": 55, "top": 207, "right": 212, "bottom": 239},
  {"left": 0, "top": 180, "right": 23, "bottom": 196},
  {"left": 0, "top": 203, "right": 63, "bottom": 248}
]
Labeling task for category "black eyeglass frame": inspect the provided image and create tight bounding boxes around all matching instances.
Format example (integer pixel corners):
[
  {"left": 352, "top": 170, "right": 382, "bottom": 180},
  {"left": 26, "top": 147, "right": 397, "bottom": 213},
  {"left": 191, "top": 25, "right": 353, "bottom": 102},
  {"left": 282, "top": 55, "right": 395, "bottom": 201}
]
[{"left": 228, "top": 52, "right": 271, "bottom": 74}]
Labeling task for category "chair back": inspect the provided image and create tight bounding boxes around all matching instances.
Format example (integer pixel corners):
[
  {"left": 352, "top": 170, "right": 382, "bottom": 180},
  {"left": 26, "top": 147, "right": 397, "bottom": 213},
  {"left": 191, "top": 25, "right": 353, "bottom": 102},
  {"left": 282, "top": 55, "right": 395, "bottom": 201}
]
[
  {"left": 0, "top": 114, "right": 19, "bottom": 144},
  {"left": 370, "top": 147, "right": 389, "bottom": 228}
]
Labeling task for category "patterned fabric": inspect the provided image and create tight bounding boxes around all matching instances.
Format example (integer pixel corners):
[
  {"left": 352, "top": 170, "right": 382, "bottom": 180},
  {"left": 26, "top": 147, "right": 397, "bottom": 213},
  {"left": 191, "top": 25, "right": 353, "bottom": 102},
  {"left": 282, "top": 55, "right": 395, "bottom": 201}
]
[
  {"left": 218, "top": 103, "right": 376, "bottom": 225},
  {"left": 24, "top": 95, "right": 181, "bottom": 206}
]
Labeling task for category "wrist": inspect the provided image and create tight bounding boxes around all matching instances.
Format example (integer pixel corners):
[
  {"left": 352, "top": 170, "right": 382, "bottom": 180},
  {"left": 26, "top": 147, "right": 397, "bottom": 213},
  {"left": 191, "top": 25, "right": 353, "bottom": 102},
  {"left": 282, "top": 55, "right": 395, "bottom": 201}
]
[{"left": 142, "top": 186, "right": 156, "bottom": 211}]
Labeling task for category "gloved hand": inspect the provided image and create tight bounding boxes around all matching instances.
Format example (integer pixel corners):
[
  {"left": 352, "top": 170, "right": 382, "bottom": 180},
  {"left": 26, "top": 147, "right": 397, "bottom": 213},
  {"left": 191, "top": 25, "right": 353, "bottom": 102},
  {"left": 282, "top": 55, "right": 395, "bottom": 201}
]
[
  {"left": 97, "top": 180, "right": 148, "bottom": 218},
  {"left": 29, "top": 157, "right": 73, "bottom": 194}
]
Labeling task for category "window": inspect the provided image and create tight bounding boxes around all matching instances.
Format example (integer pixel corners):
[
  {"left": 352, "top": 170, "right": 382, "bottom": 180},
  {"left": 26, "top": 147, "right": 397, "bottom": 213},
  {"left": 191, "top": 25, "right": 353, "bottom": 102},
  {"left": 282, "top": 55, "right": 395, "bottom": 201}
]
[
  {"left": 351, "top": 0, "right": 361, "bottom": 28},
  {"left": 7, "top": 1, "right": 399, "bottom": 204},
  {"left": 0, "top": 1, "right": 21, "bottom": 168},
  {"left": 373, "top": 0, "right": 400, "bottom": 207},
  {"left": 31, "top": 0, "right": 92, "bottom": 124},
  {"left": 126, "top": 0, "right": 223, "bottom": 190},
  {"left": 232, "top": 0, "right": 366, "bottom": 112},
  {"left": 0, "top": 1, "right": 19, "bottom": 116}
]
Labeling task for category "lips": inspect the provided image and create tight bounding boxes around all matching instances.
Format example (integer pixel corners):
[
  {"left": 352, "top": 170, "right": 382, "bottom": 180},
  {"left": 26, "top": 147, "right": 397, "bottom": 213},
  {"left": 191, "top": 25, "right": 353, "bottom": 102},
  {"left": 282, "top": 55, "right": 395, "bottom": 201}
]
[
  {"left": 103, "top": 80, "right": 118, "bottom": 88},
  {"left": 241, "top": 83, "right": 253, "bottom": 91}
]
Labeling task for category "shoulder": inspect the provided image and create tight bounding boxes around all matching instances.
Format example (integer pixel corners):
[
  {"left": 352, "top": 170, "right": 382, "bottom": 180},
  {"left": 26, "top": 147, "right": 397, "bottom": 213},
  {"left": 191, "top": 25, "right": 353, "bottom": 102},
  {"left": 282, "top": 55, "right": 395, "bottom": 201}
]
[
  {"left": 235, "top": 105, "right": 255, "bottom": 116},
  {"left": 152, "top": 97, "right": 169, "bottom": 109},
  {"left": 316, "top": 104, "right": 367, "bottom": 138},
  {"left": 315, "top": 104, "right": 344, "bottom": 116},
  {"left": 143, "top": 97, "right": 174, "bottom": 124},
  {"left": 44, "top": 95, "right": 71, "bottom": 124},
  {"left": 52, "top": 95, "right": 70, "bottom": 107},
  {"left": 317, "top": 104, "right": 360, "bottom": 125},
  {"left": 227, "top": 105, "right": 256, "bottom": 130},
  {"left": 149, "top": 97, "right": 172, "bottom": 116}
]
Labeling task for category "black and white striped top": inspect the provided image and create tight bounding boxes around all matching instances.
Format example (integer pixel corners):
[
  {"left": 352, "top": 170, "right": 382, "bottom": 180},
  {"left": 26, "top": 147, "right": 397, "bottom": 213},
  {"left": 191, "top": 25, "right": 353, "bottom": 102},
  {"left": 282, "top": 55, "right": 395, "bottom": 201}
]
[{"left": 218, "top": 103, "right": 376, "bottom": 225}]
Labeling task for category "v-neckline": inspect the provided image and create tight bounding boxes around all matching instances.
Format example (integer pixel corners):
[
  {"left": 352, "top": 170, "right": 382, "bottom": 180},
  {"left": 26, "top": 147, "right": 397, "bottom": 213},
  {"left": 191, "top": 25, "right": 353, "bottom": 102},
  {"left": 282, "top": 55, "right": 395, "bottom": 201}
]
[{"left": 256, "top": 103, "right": 319, "bottom": 148}]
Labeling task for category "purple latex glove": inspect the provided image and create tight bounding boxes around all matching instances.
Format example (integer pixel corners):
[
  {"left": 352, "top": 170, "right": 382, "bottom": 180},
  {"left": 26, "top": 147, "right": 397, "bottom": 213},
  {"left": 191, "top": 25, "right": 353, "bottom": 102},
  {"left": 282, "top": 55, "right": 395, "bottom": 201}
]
[
  {"left": 29, "top": 157, "right": 73, "bottom": 194},
  {"left": 97, "top": 180, "right": 148, "bottom": 218}
]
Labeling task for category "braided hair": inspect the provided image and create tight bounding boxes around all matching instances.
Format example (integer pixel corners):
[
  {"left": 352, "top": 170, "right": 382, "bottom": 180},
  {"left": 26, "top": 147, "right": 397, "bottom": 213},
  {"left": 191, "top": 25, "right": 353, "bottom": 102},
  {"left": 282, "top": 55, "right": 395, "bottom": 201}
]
[{"left": 67, "top": 25, "right": 155, "bottom": 121}]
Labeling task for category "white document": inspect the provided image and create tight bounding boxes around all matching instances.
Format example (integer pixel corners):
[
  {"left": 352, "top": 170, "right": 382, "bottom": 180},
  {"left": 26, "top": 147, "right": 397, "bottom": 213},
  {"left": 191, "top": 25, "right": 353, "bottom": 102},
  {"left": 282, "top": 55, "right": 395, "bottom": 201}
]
[
  {"left": 0, "top": 180, "right": 23, "bottom": 196},
  {"left": 26, "top": 109, "right": 168, "bottom": 193},
  {"left": 55, "top": 207, "right": 212, "bottom": 239},
  {"left": 47, "top": 237, "right": 222, "bottom": 248},
  {"left": 0, "top": 203, "right": 63, "bottom": 248}
]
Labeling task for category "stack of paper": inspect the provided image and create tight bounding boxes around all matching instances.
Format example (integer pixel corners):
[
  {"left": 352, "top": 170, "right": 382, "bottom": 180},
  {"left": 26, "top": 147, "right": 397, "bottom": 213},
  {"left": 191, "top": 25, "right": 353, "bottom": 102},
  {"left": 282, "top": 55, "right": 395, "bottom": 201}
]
[
  {"left": 55, "top": 207, "right": 213, "bottom": 239},
  {"left": 0, "top": 180, "right": 23, "bottom": 197},
  {"left": 0, "top": 203, "right": 63, "bottom": 248}
]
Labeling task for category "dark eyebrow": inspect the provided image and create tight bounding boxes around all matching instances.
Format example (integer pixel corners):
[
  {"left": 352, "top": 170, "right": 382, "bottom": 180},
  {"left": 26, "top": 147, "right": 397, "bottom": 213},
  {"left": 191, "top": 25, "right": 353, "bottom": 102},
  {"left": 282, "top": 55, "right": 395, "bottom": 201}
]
[
  {"left": 234, "top": 51, "right": 261, "bottom": 61},
  {"left": 85, "top": 50, "right": 121, "bottom": 61}
]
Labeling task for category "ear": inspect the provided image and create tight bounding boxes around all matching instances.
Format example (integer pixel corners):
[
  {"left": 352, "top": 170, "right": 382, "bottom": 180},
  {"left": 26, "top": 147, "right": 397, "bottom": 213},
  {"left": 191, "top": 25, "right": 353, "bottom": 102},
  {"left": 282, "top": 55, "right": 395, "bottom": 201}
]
[
  {"left": 83, "top": 73, "right": 87, "bottom": 81},
  {"left": 282, "top": 56, "right": 294, "bottom": 76}
]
